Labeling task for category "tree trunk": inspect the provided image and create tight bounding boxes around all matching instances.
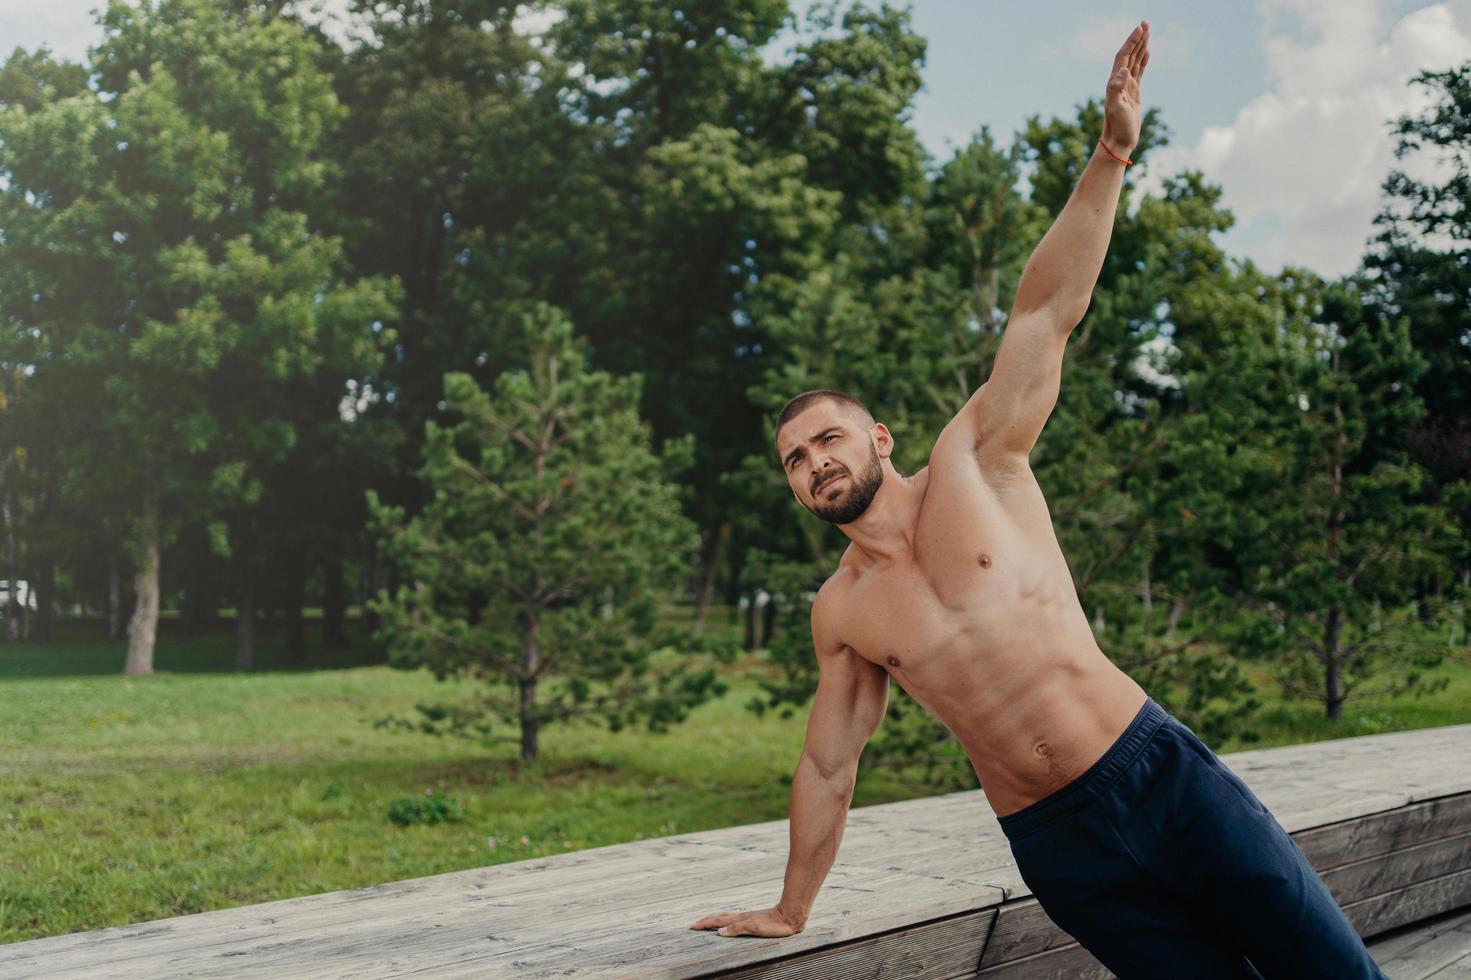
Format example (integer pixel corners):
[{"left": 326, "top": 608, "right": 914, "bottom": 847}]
[
  {"left": 1324, "top": 604, "right": 1344, "bottom": 722},
  {"left": 691, "top": 522, "right": 728, "bottom": 637},
  {"left": 520, "top": 612, "right": 540, "bottom": 765},
  {"left": 1140, "top": 540, "right": 1152, "bottom": 625},
  {"left": 235, "top": 571, "right": 256, "bottom": 671},
  {"left": 1166, "top": 597, "right": 1185, "bottom": 638},
  {"left": 761, "top": 591, "right": 777, "bottom": 648},
  {"left": 322, "top": 557, "right": 347, "bottom": 646},
  {"left": 108, "top": 554, "right": 123, "bottom": 640},
  {"left": 1, "top": 367, "right": 16, "bottom": 643},
  {"left": 362, "top": 536, "right": 382, "bottom": 635},
  {"left": 1325, "top": 356, "right": 1344, "bottom": 722},
  {"left": 35, "top": 555, "right": 55, "bottom": 643},
  {"left": 123, "top": 461, "right": 160, "bottom": 676},
  {"left": 235, "top": 532, "right": 257, "bottom": 670},
  {"left": 284, "top": 545, "right": 306, "bottom": 664},
  {"left": 1, "top": 454, "right": 17, "bottom": 644},
  {"left": 34, "top": 450, "right": 59, "bottom": 643}
]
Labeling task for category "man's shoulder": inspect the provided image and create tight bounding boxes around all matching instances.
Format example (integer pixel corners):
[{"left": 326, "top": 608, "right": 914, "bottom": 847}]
[
  {"left": 926, "top": 409, "right": 1033, "bottom": 487},
  {"left": 813, "top": 555, "right": 858, "bottom": 617}
]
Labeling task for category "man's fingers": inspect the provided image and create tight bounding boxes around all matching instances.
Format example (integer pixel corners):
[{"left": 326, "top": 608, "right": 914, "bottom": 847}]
[
  {"left": 690, "top": 913, "right": 738, "bottom": 930},
  {"left": 1112, "top": 22, "right": 1143, "bottom": 72},
  {"left": 1138, "top": 47, "right": 1150, "bottom": 81},
  {"left": 1130, "top": 22, "right": 1150, "bottom": 77}
]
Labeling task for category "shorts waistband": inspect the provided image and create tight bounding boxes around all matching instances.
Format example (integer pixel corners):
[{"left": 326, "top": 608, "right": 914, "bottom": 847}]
[{"left": 997, "top": 696, "right": 1167, "bottom": 841}]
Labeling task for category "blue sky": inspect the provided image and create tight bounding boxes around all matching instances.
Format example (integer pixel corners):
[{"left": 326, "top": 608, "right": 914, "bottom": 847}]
[{"left": 4, "top": 1, "right": 1470, "bottom": 276}]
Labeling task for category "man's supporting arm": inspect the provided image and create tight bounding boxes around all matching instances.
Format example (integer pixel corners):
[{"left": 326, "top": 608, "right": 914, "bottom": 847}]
[
  {"left": 775, "top": 591, "right": 889, "bottom": 929},
  {"left": 691, "top": 589, "right": 888, "bottom": 938},
  {"left": 774, "top": 753, "right": 860, "bottom": 929}
]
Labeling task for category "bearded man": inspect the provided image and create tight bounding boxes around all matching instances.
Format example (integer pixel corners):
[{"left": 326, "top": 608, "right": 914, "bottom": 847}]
[{"left": 691, "top": 21, "right": 1387, "bottom": 980}]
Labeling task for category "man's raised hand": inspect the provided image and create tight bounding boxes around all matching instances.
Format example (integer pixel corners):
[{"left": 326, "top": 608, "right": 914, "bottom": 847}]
[{"left": 1104, "top": 20, "right": 1149, "bottom": 157}]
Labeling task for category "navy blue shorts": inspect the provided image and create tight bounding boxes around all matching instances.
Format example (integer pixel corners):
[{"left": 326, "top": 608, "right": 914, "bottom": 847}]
[{"left": 997, "top": 697, "right": 1387, "bottom": 979}]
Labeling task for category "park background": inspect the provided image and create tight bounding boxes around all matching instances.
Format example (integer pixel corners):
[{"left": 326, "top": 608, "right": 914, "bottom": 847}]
[{"left": 0, "top": 0, "right": 1468, "bottom": 945}]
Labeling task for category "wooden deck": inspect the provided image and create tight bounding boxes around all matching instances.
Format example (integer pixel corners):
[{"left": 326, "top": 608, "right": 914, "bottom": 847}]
[
  {"left": 1368, "top": 905, "right": 1471, "bottom": 979},
  {"left": 2, "top": 720, "right": 1468, "bottom": 978}
]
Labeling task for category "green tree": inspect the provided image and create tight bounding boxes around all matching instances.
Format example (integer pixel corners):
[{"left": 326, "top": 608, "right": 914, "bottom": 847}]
[
  {"left": 0, "top": 0, "right": 397, "bottom": 673},
  {"left": 367, "top": 304, "right": 732, "bottom": 765},
  {"left": 0, "top": 45, "right": 96, "bottom": 642},
  {"left": 1364, "top": 62, "right": 1471, "bottom": 626},
  {"left": 538, "top": 0, "right": 928, "bottom": 625},
  {"left": 1174, "top": 273, "right": 1460, "bottom": 721}
]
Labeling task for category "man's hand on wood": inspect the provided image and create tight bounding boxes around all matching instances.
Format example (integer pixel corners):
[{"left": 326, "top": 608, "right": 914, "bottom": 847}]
[
  {"left": 1104, "top": 20, "right": 1150, "bottom": 157},
  {"left": 690, "top": 905, "right": 804, "bottom": 938}
]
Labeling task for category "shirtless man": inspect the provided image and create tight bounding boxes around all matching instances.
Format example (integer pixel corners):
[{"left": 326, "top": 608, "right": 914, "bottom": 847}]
[{"left": 691, "top": 23, "right": 1387, "bottom": 979}]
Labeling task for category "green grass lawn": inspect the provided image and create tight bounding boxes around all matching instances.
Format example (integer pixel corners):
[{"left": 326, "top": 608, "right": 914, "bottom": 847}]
[{"left": 2, "top": 615, "right": 1468, "bottom": 944}]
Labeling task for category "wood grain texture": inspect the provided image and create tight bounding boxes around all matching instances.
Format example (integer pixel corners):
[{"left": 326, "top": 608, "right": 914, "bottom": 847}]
[
  {"left": 1297, "top": 794, "right": 1471, "bottom": 870},
  {"left": 973, "top": 940, "right": 1115, "bottom": 980},
  {"left": 1367, "top": 905, "right": 1471, "bottom": 980},
  {"left": 1344, "top": 868, "right": 1471, "bottom": 938},
  {"left": 697, "top": 909, "right": 995, "bottom": 980},
  {"left": 1, "top": 721, "right": 1466, "bottom": 978}
]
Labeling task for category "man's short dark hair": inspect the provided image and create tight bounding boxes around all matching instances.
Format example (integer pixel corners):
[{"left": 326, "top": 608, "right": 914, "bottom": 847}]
[{"left": 774, "top": 389, "right": 875, "bottom": 453}]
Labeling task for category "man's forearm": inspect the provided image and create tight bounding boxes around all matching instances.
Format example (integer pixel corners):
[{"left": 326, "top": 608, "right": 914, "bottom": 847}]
[
  {"left": 775, "top": 753, "right": 856, "bottom": 928},
  {"left": 1010, "top": 138, "right": 1132, "bottom": 327}
]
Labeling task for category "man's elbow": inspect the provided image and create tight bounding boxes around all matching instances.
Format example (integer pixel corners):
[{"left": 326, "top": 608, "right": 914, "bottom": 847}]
[
  {"left": 1052, "top": 295, "right": 1091, "bottom": 333},
  {"left": 1009, "top": 296, "right": 1087, "bottom": 336},
  {"left": 799, "top": 749, "right": 860, "bottom": 789}
]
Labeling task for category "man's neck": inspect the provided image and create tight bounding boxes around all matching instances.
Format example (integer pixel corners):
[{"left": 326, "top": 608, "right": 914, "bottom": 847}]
[{"left": 839, "top": 472, "right": 921, "bottom": 566}]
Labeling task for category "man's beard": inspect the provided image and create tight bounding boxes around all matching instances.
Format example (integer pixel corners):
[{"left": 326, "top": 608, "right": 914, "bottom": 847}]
[{"left": 809, "top": 440, "right": 884, "bottom": 525}]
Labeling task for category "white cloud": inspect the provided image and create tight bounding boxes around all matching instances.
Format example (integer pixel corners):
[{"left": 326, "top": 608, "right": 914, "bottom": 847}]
[
  {"left": 0, "top": 1, "right": 116, "bottom": 63},
  {"left": 1140, "top": 1, "right": 1471, "bottom": 277}
]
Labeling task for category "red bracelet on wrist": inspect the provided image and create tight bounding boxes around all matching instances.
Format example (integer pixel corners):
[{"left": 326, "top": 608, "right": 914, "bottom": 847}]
[{"left": 1098, "top": 138, "right": 1133, "bottom": 166}]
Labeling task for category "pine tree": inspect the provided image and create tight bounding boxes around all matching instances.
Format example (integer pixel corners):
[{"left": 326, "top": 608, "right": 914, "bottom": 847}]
[{"left": 367, "top": 304, "right": 733, "bottom": 765}]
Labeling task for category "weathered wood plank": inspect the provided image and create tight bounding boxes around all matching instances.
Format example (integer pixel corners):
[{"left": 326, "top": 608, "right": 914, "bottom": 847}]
[
  {"left": 697, "top": 909, "right": 995, "bottom": 980},
  {"left": 1366, "top": 905, "right": 1471, "bottom": 979},
  {"left": 973, "top": 940, "right": 1113, "bottom": 980},
  {"left": 0, "top": 721, "right": 1465, "bottom": 978},
  {"left": 975, "top": 899, "right": 1076, "bottom": 966},
  {"left": 1345, "top": 868, "right": 1471, "bottom": 938},
  {"left": 1297, "top": 794, "right": 1471, "bottom": 870},
  {"left": 1418, "top": 951, "right": 1471, "bottom": 979},
  {"left": 0, "top": 864, "right": 1004, "bottom": 979},
  {"left": 971, "top": 824, "right": 1471, "bottom": 972},
  {"left": 1377, "top": 923, "right": 1471, "bottom": 979},
  {"left": 1323, "top": 832, "right": 1471, "bottom": 907}
]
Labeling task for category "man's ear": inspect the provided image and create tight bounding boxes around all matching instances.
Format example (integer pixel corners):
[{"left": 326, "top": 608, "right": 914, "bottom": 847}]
[{"left": 872, "top": 422, "right": 894, "bottom": 459}]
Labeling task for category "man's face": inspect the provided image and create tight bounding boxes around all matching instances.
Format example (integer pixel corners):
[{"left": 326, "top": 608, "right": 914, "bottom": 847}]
[{"left": 776, "top": 403, "right": 887, "bottom": 525}]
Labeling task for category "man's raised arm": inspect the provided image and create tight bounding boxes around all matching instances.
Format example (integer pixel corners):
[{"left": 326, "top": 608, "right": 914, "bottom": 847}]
[{"left": 958, "top": 21, "right": 1150, "bottom": 464}]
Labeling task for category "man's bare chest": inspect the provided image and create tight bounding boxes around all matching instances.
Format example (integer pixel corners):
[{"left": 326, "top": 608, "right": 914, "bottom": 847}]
[{"left": 831, "top": 460, "right": 1073, "bottom": 674}]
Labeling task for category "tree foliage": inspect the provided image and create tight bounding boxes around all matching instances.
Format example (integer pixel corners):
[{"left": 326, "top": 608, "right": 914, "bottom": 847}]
[{"left": 367, "top": 304, "right": 734, "bottom": 764}]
